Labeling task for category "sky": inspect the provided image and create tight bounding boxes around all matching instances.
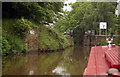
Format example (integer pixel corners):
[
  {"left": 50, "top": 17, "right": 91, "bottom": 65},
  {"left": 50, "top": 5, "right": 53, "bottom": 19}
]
[
  {"left": 63, "top": 0, "right": 76, "bottom": 11},
  {"left": 118, "top": 0, "right": 120, "bottom": 2}
]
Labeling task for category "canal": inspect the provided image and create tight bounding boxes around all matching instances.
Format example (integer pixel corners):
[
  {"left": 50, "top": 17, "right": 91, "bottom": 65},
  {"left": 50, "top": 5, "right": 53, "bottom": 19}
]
[{"left": 2, "top": 45, "right": 90, "bottom": 75}]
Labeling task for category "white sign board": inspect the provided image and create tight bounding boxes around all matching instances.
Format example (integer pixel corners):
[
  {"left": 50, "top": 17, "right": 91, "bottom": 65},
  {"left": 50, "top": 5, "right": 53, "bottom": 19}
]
[
  {"left": 30, "top": 30, "right": 35, "bottom": 34},
  {"left": 115, "top": 10, "right": 119, "bottom": 16},
  {"left": 100, "top": 22, "right": 107, "bottom": 29}
]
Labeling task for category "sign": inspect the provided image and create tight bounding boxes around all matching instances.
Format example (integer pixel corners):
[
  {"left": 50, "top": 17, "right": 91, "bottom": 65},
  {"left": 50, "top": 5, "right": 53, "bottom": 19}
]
[
  {"left": 100, "top": 22, "right": 107, "bottom": 29},
  {"left": 115, "top": 10, "right": 119, "bottom": 16},
  {"left": 30, "top": 30, "right": 35, "bottom": 34},
  {"left": 118, "top": 1, "right": 120, "bottom": 15}
]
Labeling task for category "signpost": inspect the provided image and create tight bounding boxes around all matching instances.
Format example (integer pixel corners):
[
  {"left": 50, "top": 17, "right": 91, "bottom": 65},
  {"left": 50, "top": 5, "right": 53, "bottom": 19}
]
[{"left": 99, "top": 22, "right": 107, "bottom": 35}]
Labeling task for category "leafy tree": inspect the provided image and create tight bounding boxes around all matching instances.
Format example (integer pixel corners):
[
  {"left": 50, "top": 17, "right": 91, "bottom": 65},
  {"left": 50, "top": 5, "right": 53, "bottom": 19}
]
[
  {"left": 12, "top": 18, "right": 31, "bottom": 38},
  {"left": 55, "top": 2, "right": 117, "bottom": 45},
  {"left": 2, "top": 2, "right": 64, "bottom": 24}
]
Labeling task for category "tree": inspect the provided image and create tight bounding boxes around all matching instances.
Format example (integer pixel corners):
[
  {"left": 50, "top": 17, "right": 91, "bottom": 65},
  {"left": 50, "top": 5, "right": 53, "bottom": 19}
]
[
  {"left": 2, "top": 2, "right": 64, "bottom": 24},
  {"left": 55, "top": 2, "right": 117, "bottom": 45}
]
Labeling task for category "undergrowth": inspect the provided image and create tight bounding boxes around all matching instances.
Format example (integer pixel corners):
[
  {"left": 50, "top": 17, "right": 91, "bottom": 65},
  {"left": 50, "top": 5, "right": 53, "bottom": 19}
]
[{"left": 2, "top": 18, "right": 70, "bottom": 55}]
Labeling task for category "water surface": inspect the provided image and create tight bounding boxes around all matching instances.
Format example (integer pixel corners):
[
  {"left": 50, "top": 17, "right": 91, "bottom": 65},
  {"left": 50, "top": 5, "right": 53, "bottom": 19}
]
[{"left": 2, "top": 46, "right": 90, "bottom": 75}]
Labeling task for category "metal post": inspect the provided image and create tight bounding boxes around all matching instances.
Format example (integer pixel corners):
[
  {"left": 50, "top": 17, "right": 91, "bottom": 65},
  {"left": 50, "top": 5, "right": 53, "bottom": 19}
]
[
  {"left": 89, "top": 31, "right": 91, "bottom": 46},
  {"left": 99, "top": 29, "right": 101, "bottom": 35}
]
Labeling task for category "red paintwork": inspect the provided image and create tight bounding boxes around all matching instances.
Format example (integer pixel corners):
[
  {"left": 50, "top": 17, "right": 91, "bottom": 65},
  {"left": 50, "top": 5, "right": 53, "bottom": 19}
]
[
  {"left": 105, "top": 47, "right": 120, "bottom": 69},
  {"left": 112, "top": 72, "right": 120, "bottom": 77},
  {"left": 84, "top": 46, "right": 120, "bottom": 75}
]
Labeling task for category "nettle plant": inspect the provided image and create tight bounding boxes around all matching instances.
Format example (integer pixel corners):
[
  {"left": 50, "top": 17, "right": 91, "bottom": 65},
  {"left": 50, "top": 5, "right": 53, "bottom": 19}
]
[{"left": 12, "top": 18, "right": 31, "bottom": 38}]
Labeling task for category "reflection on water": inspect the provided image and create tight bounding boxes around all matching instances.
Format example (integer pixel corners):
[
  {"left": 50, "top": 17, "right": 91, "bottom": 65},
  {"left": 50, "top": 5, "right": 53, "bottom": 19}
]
[
  {"left": 52, "top": 66, "right": 68, "bottom": 75},
  {"left": 29, "top": 70, "right": 34, "bottom": 75},
  {"left": 2, "top": 45, "right": 90, "bottom": 75},
  {"left": 0, "top": 56, "right": 2, "bottom": 76}
]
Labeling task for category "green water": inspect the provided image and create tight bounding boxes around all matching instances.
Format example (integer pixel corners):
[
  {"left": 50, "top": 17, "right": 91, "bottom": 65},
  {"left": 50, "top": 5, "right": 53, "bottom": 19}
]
[{"left": 2, "top": 46, "right": 90, "bottom": 75}]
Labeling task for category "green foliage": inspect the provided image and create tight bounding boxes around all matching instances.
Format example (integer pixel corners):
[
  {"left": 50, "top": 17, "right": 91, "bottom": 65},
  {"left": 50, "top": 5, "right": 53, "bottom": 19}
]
[
  {"left": 54, "top": 16, "right": 69, "bottom": 32},
  {"left": 38, "top": 26, "right": 70, "bottom": 51},
  {"left": 2, "top": 18, "right": 70, "bottom": 55},
  {"left": 73, "top": 26, "right": 84, "bottom": 45},
  {"left": 2, "top": 36, "right": 11, "bottom": 55},
  {"left": 23, "top": 47, "right": 28, "bottom": 52},
  {"left": 12, "top": 18, "right": 31, "bottom": 38},
  {"left": 114, "top": 36, "right": 120, "bottom": 45},
  {"left": 115, "top": 23, "right": 120, "bottom": 35},
  {"left": 2, "top": 33, "right": 26, "bottom": 55},
  {"left": 2, "top": 19, "right": 29, "bottom": 55},
  {"left": 2, "top": 2, "right": 70, "bottom": 55},
  {"left": 90, "top": 36, "right": 120, "bottom": 46},
  {"left": 78, "top": 2, "right": 117, "bottom": 34},
  {"left": 55, "top": 2, "right": 118, "bottom": 45},
  {"left": 2, "top": 2, "right": 64, "bottom": 23},
  {"left": 100, "top": 38, "right": 107, "bottom": 45},
  {"left": 8, "top": 35, "right": 25, "bottom": 52}
]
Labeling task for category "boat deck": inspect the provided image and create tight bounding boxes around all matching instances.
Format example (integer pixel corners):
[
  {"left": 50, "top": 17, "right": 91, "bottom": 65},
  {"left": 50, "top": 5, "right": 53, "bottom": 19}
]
[{"left": 84, "top": 46, "right": 120, "bottom": 75}]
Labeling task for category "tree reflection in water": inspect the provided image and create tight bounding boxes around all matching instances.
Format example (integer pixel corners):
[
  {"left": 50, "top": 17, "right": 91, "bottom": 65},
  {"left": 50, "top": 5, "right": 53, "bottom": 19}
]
[{"left": 2, "top": 45, "right": 90, "bottom": 75}]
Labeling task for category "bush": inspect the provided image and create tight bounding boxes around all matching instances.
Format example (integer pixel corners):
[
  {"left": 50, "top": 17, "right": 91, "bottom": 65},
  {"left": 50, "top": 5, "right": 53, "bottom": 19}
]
[
  {"left": 2, "top": 36, "right": 11, "bottom": 55},
  {"left": 38, "top": 26, "right": 70, "bottom": 51},
  {"left": 10, "top": 36, "right": 24, "bottom": 51},
  {"left": 100, "top": 38, "right": 107, "bottom": 45},
  {"left": 12, "top": 18, "right": 31, "bottom": 38},
  {"left": 23, "top": 47, "right": 28, "bottom": 52},
  {"left": 114, "top": 36, "right": 120, "bottom": 45},
  {"left": 2, "top": 31, "right": 28, "bottom": 55}
]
